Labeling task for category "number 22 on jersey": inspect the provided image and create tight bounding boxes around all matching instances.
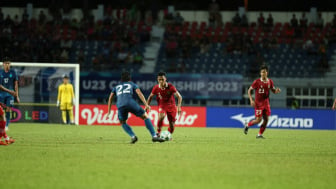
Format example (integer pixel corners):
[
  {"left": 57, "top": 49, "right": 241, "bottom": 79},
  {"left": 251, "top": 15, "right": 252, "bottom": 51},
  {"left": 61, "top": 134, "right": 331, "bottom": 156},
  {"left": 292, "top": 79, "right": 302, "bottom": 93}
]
[{"left": 116, "top": 84, "right": 131, "bottom": 96}]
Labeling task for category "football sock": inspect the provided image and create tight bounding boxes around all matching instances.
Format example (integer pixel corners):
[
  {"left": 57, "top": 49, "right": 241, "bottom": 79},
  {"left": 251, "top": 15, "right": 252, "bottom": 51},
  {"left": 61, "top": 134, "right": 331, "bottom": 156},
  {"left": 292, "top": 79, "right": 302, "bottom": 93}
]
[
  {"left": 168, "top": 126, "right": 174, "bottom": 134},
  {"left": 61, "top": 111, "right": 67, "bottom": 123},
  {"left": 5, "top": 111, "right": 10, "bottom": 127},
  {"left": 0, "top": 120, "right": 7, "bottom": 138},
  {"left": 259, "top": 126, "right": 266, "bottom": 135},
  {"left": 248, "top": 121, "right": 254, "bottom": 127},
  {"left": 157, "top": 120, "right": 163, "bottom": 133},
  {"left": 69, "top": 109, "right": 74, "bottom": 123},
  {"left": 121, "top": 123, "right": 135, "bottom": 137},
  {"left": 144, "top": 118, "right": 156, "bottom": 137}
]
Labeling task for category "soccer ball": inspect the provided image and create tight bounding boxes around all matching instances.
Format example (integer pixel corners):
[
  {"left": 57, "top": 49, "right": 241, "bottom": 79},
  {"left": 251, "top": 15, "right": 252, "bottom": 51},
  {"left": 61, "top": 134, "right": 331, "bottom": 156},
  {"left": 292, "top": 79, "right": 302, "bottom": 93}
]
[{"left": 160, "top": 131, "right": 172, "bottom": 141}]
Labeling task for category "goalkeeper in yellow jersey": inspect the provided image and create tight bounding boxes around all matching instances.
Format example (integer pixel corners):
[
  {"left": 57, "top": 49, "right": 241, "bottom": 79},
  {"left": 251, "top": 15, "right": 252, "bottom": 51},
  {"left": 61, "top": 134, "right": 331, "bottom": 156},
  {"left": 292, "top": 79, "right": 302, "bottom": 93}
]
[{"left": 57, "top": 74, "right": 75, "bottom": 124}]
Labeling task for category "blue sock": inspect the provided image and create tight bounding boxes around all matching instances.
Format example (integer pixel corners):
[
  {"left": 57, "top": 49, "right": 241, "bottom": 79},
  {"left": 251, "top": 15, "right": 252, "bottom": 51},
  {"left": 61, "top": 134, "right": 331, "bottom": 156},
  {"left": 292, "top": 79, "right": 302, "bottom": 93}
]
[
  {"left": 144, "top": 118, "right": 156, "bottom": 137},
  {"left": 5, "top": 111, "right": 10, "bottom": 127},
  {"left": 121, "top": 123, "right": 135, "bottom": 137}
]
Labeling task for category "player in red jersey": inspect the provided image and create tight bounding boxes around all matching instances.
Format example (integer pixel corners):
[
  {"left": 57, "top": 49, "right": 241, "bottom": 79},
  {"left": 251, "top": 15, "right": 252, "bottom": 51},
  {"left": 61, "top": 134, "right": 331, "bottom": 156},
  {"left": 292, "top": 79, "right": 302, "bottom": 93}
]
[
  {"left": 0, "top": 82, "right": 17, "bottom": 145},
  {"left": 244, "top": 65, "right": 281, "bottom": 139},
  {"left": 147, "top": 72, "right": 182, "bottom": 136}
]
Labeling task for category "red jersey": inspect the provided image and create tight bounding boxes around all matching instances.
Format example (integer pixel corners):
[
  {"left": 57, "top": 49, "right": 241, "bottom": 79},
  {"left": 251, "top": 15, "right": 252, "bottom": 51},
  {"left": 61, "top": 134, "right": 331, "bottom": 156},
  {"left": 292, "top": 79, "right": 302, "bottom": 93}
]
[
  {"left": 251, "top": 78, "right": 274, "bottom": 108},
  {"left": 151, "top": 83, "right": 177, "bottom": 108}
]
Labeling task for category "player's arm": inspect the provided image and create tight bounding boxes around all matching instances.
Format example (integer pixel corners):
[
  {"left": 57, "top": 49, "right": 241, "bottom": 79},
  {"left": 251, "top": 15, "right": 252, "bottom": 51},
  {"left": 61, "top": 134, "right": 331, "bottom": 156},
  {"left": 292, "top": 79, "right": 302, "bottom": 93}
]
[
  {"left": 57, "top": 85, "right": 61, "bottom": 107},
  {"left": 71, "top": 84, "right": 75, "bottom": 105},
  {"left": 14, "top": 80, "right": 20, "bottom": 103},
  {"left": 271, "top": 87, "right": 281, "bottom": 94},
  {"left": 107, "top": 92, "right": 115, "bottom": 115},
  {"left": 0, "top": 85, "right": 16, "bottom": 97},
  {"left": 136, "top": 88, "right": 151, "bottom": 112},
  {"left": 332, "top": 98, "right": 336, "bottom": 110},
  {"left": 174, "top": 91, "right": 182, "bottom": 115},
  {"left": 247, "top": 86, "right": 255, "bottom": 107},
  {"left": 146, "top": 93, "right": 154, "bottom": 105}
]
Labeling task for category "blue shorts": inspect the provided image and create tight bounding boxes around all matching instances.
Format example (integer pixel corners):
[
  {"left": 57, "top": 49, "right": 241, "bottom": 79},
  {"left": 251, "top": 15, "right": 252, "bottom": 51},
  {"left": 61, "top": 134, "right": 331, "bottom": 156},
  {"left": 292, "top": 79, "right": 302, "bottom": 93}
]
[
  {"left": 0, "top": 95, "right": 14, "bottom": 108},
  {"left": 118, "top": 102, "right": 145, "bottom": 121}
]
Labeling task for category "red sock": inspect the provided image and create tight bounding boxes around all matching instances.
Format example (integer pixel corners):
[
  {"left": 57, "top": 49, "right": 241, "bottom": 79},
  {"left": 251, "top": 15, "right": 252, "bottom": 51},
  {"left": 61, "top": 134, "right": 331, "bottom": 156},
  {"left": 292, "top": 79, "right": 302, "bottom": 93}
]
[
  {"left": 259, "top": 126, "right": 266, "bottom": 135},
  {"left": 157, "top": 120, "right": 163, "bottom": 133},
  {"left": 168, "top": 126, "right": 175, "bottom": 134},
  {"left": 248, "top": 120, "right": 254, "bottom": 127},
  {"left": 0, "top": 121, "right": 7, "bottom": 138}
]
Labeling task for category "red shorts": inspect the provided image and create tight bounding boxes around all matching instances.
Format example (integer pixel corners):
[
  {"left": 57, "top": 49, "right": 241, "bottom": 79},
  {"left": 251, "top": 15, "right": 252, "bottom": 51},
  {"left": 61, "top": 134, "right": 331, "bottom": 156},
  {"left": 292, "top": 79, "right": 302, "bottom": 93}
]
[
  {"left": 0, "top": 106, "right": 3, "bottom": 115},
  {"left": 158, "top": 106, "right": 177, "bottom": 122},
  {"left": 254, "top": 104, "right": 271, "bottom": 117}
]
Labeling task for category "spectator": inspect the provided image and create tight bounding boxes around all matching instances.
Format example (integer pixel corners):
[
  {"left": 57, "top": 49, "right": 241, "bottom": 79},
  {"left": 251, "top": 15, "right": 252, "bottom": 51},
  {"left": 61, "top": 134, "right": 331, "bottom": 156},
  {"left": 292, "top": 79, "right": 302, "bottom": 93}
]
[
  {"left": 303, "top": 39, "right": 317, "bottom": 55},
  {"left": 299, "top": 12, "right": 308, "bottom": 29},
  {"left": 163, "top": 9, "right": 174, "bottom": 26},
  {"left": 315, "top": 12, "right": 324, "bottom": 29},
  {"left": 266, "top": 13, "right": 274, "bottom": 28},
  {"left": 290, "top": 14, "right": 298, "bottom": 28},
  {"left": 22, "top": 8, "right": 29, "bottom": 23},
  {"left": 332, "top": 14, "right": 336, "bottom": 29},
  {"left": 241, "top": 14, "right": 249, "bottom": 27},
  {"left": 208, "top": 0, "right": 220, "bottom": 18},
  {"left": 199, "top": 36, "right": 210, "bottom": 54},
  {"left": 257, "top": 13, "right": 265, "bottom": 28},
  {"left": 291, "top": 97, "right": 299, "bottom": 109},
  {"left": 209, "top": 13, "right": 216, "bottom": 28},
  {"left": 38, "top": 10, "right": 47, "bottom": 25},
  {"left": 174, "top": 12, "right": 184, "bottom": 26},
  {"left": 232, "top": 13, "right": 241, "bottom": 27}
]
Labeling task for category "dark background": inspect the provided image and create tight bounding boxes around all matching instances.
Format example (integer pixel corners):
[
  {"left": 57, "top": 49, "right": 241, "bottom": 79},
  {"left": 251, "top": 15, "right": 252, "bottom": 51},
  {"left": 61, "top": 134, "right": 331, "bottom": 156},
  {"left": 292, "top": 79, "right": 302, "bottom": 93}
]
[{"left": 0, "top": 0, "right": 335, "bottom": 11}]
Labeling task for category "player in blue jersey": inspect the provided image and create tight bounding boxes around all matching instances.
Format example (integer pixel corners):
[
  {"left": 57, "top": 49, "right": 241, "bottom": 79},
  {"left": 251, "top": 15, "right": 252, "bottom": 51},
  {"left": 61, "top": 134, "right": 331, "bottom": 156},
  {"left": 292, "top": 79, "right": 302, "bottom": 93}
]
[
  {"left": 0, "top": 57, "right": 20, "bottom": 131},
  {"left": 107, "top": 71, "right": 165, "bottom": 143}
]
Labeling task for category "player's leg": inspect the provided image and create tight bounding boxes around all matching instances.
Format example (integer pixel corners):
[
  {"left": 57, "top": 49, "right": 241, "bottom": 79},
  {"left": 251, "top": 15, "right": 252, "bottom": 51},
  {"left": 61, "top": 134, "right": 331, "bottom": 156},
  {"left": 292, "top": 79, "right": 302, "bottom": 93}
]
[
  {"left": 132, "top": 104, "right": 164, "bottom": 143},
  {"left": 60, "top": 103, "right": 67, "bottom": 124},
  {"left": 256, "top": 108, "right": 271, "bottom": 139},
  {"left": 157, "top": 112, "right": 166, "bottom": 135},
  {"left": 166, "top": 109, "right": 177, "bottom": 134},
  {"left": 257, "top": 114, "right": 268, "bottom": 138},
  {"left": 4, "top": 96, "right": 14, "bottom": 130},
  {"left": 118, "top": 107, "right": 136, "bottom": 143},
  {"left": 244, "top": 108, "right": 262, "bottom": 135},
  {"left": 0, "top": 107, "right": 7, "bottom": 144},
  {"left": 67, "top": 104, "right": 75, "bottom": 124},
  {"left": 0, "top": 107, "right": 14, "bottom": 145}
]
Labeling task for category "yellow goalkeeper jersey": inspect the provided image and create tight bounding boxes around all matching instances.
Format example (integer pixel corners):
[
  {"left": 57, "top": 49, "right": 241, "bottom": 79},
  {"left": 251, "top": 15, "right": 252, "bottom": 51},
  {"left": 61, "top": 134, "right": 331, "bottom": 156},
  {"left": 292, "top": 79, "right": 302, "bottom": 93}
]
[{"left": 57, "top": 83, "right": 74, "bottom": 104}]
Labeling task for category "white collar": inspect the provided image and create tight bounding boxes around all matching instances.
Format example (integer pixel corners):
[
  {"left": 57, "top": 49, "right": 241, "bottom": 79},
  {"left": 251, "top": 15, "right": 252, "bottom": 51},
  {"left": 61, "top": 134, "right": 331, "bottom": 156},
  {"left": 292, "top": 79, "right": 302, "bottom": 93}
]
[
  {"left": 260, "top": 77, "right": 269, "bottom": 83},
  {"left": 159, "top": 82, "right": 168, "bottom": 89}
]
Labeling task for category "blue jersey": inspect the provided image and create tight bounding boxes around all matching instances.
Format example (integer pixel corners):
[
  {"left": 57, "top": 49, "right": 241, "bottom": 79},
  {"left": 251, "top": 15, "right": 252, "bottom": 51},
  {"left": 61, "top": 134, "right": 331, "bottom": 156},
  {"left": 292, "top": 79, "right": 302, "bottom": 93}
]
[
  {"left": 0, "top": 69, "right": 18, "bottom": 96},
  {"left": 112, "top": 81, "right": 145, "bottom": 121},
  {"left": 112, "top": 81, "right": 139, "bottom": 108}
]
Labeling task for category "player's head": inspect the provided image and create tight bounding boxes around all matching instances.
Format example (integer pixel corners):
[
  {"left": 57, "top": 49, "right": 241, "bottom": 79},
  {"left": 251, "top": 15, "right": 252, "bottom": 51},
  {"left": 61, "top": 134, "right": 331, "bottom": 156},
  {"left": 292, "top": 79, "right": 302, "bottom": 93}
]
[
  {"left": 157, "top": 72, "right": 167, "bottom": 86},
  {"left": 259, "top": 64, "right": 268, "bottom": 79},
  {"left": 63, "top": 74, "right": 69, "bottom": 83},
  {"left": 2, "top": 57, "right": 11, "bottom": 71},
  {"left": 121, "top": 71, "right": 131, "bottom": 82}
]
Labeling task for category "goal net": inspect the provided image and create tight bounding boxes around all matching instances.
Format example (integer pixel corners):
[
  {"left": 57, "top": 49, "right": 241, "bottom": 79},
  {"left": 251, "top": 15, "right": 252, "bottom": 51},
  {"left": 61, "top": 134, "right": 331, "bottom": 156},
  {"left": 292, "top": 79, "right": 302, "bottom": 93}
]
[{"left": 11, "top": 62, "right": 80, "bottom": 125}]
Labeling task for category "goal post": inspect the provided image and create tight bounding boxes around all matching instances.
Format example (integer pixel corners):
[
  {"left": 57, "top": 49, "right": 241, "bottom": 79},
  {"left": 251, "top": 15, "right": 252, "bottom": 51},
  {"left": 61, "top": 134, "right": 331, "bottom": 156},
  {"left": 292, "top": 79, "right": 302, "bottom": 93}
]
[{"left": 11, "top": 62, "right": 80, "bottom": 125}]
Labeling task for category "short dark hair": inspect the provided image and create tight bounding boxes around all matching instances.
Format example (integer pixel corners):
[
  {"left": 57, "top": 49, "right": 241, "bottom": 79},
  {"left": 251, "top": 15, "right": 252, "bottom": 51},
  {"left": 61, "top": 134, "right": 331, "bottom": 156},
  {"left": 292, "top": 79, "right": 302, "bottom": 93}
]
[
  {"left": 260, "top": 64, "right": 268, "bottom": 71},
  {"left": 157, "top": 72, "right": 166, "bottom": 77},
  {"left": 121, "top": 71, "right": 131, "bottom": 81},
  {"left": 3, "top": 57, "right": 10, "bottom": 62}
]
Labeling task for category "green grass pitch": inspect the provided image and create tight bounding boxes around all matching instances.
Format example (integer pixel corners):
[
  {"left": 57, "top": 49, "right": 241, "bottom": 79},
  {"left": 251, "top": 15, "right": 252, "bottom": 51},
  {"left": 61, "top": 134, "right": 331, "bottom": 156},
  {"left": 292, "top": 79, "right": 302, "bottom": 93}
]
[{"left": 1, "top": 123, "right": 336, "bottom": 189}]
